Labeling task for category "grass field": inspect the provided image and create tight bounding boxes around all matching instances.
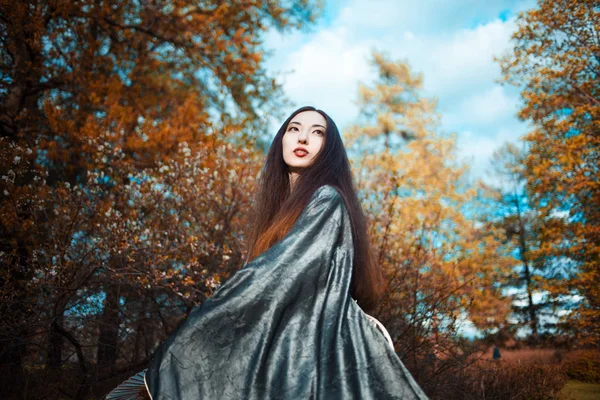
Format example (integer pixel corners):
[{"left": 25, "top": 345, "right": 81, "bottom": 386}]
[{"left": 559, "top": 380, "right": 600, "bottom": 400}]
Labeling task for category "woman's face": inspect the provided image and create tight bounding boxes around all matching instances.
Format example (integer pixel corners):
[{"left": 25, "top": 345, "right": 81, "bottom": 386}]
[{"left": 282, "top": 111, "right": 327, "bottom": 175}]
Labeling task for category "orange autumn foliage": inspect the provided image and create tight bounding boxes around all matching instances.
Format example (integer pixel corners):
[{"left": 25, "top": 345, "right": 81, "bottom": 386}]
[
  {"left": 497, "top": 0, "right": 600, "bottom": 345},
  {"left": 345, "top": 52, "right": 515, "bottom": 376},
  {"left": 0, "top": 1, "right": 321, "bottom": 397}
]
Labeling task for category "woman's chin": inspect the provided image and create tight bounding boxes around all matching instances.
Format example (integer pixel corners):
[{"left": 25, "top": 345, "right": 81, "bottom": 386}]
[{"left": 286, "top": 160, "right": 312, "bottom": 171}]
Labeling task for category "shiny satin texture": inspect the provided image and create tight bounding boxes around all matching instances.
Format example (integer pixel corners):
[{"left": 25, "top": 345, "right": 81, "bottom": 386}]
[{"left": 145, "top": 185, "right": 429, "bottom": 399}]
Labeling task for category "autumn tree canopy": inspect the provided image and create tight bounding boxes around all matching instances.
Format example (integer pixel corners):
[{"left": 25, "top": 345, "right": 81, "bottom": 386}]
[
  {"left": 346, "top": 51, "right": 514, "bottom": 394},
  {"left": 0, "top": 1, "right": 321, "bottom": 398},
  {"left": 498, "top": 0, "right": 599, "bottom": 345}
]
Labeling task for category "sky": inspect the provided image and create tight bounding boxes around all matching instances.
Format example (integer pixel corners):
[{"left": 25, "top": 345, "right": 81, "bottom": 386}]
[{"left": 263, "top": 0, "right": 538, "bottom": 183}]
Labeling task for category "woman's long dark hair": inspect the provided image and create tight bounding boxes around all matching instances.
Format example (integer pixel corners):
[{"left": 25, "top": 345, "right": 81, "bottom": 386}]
[{"left": 246, "top": 106, "right": 383, "bottom": 311}]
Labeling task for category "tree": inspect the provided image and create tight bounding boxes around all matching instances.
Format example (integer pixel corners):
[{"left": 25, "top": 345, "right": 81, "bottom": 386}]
[
  {"left": 489, "top": 142, "right": 571, "bottom": 343},
  {"left": 346, "top": 51, "right": 514, "bottom": 396},
  {"left": 497, "top": 0, "right": 600, "bottom": 345},
  {"left": 0, "top": 1, "right": 321, "bottom": 397},
  {"left": 490, "top": 143, "right": 540, "bottom": 341},
  {"left": 1, "top": 128, "right": 263, "bottom": 398}
]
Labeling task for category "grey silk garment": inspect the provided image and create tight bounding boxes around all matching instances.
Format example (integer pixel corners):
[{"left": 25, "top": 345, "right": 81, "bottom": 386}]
[{"left": 144, "top": 185, "right": 429, "bottom": 399}]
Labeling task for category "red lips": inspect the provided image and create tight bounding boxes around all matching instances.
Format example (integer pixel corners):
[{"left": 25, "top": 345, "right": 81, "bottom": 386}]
[{"left": 293, "top": 147, "right": 309, "bottom": 157}]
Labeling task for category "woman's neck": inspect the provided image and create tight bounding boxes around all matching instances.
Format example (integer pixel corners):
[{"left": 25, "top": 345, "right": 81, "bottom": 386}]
[{"left": 288, "top": 171, "right": 299, "bottom": 193}]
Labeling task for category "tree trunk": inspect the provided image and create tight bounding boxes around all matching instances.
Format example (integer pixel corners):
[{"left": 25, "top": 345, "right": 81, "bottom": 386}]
[
  {"left": 97, "top": 284, "right": 121, "bottom": 372},
  {"left": 47, "top": 312, "right": 64, "bottom": 367},
  {"left": 0, "top": 236, "right": 31, "bottom": 397},
  {"left": 516, "top": 201, "right": 538, "bottom": 341}
]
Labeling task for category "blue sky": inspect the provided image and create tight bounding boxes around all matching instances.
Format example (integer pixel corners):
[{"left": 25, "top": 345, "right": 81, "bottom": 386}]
[{"left": 263, "top": 0, "right": 538, "bottom": 182}]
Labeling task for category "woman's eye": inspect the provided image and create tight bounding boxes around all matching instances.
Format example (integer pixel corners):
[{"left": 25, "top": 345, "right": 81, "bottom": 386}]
[{"left": 314, "top": 130, "right": 324, "bottom": 135}]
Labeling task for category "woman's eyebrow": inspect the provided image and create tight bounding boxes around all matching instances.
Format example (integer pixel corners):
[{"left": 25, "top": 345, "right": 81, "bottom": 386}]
[{"left": 289, "top": 121, "right": 326, "bottom": 129}]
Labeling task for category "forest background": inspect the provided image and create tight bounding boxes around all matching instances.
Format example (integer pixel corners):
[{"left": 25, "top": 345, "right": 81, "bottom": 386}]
[{"left": 0, "top": 0, "right": 598, "bottom": 399}]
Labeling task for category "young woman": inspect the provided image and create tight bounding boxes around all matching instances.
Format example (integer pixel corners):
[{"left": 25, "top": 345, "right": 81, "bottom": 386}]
[{"left": 106, "top": 106, "right": 428, "bottom": 399}]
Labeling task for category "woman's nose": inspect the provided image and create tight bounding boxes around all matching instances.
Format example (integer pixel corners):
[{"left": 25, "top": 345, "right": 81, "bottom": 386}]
[{"left": 298, "top": 130, "right": 308, "bottom": 144}]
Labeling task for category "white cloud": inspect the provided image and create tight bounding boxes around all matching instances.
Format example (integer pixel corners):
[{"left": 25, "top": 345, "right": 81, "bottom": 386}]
[
  {"left": 337, "top": 0, "right": 403, "bottom": 29},
  {"left": 336, "top": 0, "right": 533, "bottom": 35},
  {"left": 357, "top": 17, "right": 518, "bottom": 102},
  {"left": 425, "top": 19, "right": 517, "bottom": 99},
  {"left": 403, "top": 31, "right": 415, "bottom": 41},
  {"left": 261, "top": 29, "right": 307, "bottom": 71},
  {"left": 458, "top": 124, "right": 529, "bottom": 181},
  {"left": 457, "top": 130, "right": 499, "bottom": 174},
  {"left": 272, "top": 26, "right": 374, "bottom": 123},
  {"left": 262, "top": 0, "right": 536, "bottom": 180},
  {"left": 444, "top": 86, "right": 518, "bottom": 128}
]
